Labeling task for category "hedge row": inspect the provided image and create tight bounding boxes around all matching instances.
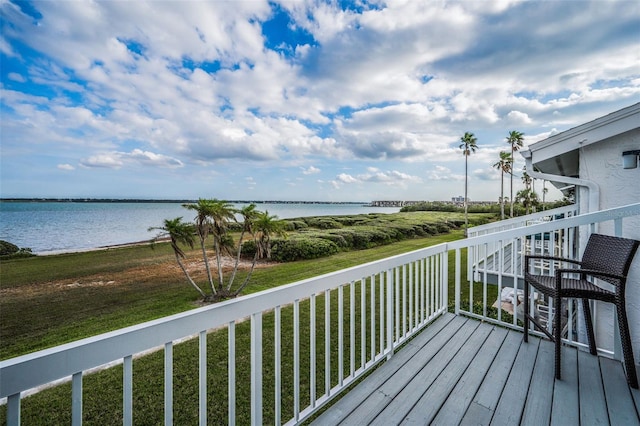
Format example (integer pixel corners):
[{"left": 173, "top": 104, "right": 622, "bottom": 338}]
[{"left": 241, "top": 217, "right": 467, "bottom": 262}]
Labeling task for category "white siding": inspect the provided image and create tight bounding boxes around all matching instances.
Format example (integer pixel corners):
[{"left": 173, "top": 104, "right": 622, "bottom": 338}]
[{"left": 579, "top": 128, "right": 640, "bottom": 363}]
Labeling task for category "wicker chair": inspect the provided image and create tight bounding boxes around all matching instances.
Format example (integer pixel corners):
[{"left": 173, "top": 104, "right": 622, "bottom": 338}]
[{"left": 523, "top": 233, "right": 640, "bottom": 389}]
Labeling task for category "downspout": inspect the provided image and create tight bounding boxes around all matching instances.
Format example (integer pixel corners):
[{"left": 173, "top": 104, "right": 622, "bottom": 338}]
[
  {"left": 520, "top": 149, "right": 600, "bottom": 349},
  {"left": 520, "top": 149, "right": 600, "bottom": 213}
]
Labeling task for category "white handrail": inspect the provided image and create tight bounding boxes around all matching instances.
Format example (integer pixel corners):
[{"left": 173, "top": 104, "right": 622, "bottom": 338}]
[{"left": 1, "top": 202, "right": 638, "bottom": 425}]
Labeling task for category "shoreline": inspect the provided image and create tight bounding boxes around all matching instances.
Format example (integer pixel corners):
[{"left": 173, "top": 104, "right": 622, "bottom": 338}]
[{"left": 37, "top": 237, "right": 170, "bottom": 256}]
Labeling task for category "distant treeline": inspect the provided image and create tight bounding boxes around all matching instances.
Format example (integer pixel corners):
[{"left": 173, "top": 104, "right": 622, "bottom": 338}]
[
  {"left": 0, "top": 198, "right": 366, "bottom": 205},
  {"left": 400, "top": 200, "right": 573, "bottom": 215}
]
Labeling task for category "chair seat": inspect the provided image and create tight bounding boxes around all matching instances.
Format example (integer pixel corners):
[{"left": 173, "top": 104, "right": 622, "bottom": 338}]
[{"left": 524, "top": 273, "right": 616, "bottom": 302}]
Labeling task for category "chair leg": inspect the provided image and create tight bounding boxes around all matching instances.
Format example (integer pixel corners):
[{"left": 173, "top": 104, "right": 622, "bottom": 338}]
[
  {"left": 555, "top": 295, "right": 562, "bottom": 380},
  {"left": 524, "top": 281, "right": 529, "bottom": 342},
  {"left": 615, "top": 300, "right": 638, "bottom": 389},
  {"left": 581, "top": 299, "right": 597, "bottom": 356}
]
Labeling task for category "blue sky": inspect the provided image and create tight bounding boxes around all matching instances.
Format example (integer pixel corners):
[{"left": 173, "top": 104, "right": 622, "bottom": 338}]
[{"left": 1, "top": 0, "right": 639, "bottom": 202}]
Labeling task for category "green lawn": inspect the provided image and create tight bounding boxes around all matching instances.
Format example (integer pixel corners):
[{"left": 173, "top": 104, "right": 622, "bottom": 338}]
[{"left": 1, "top": 213, "right": 499, "bottom": 425}]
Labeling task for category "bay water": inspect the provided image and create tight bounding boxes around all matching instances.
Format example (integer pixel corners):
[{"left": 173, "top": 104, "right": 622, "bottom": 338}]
[{"left": 0, "top": 201, "right": 399, "bottom": 254}]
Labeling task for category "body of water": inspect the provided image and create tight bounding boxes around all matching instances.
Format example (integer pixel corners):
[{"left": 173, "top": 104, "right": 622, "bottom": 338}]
[{"left": 0, "top": 201, "right": 399, "bottom": 254}]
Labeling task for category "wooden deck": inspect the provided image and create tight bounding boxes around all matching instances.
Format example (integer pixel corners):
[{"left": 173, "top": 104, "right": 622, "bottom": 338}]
[{"left": 311, "top": 313, "right": 640, "bottom": 425}]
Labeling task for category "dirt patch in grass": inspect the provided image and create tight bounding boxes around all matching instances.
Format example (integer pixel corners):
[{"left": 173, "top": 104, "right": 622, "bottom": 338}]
[{"left": 0, "top": 256, "right": 275, "bottom": 301}]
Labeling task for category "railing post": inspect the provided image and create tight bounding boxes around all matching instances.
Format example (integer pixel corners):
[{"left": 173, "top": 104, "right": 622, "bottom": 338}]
[
  {"left": 198, "top": 332, "right": 207, "bottom": 426},
  {"left": 442, "top": 248, "right": 448, "bottom": 313},
  {"left": 72, "top": 372, "right": 82, "bottom": 426},
  {"left": 454, "top": 248, "right": 461, "bottom": 315},
  {"left": 7, "top": 394, "right": 20, "bottom": 426},
  {"left": 386, "top": 268, "right": 394, "bottom": 359},
  {"left": 124, "top": 356, "right": 133, "bottom": 426},
  {"left": 164, "top": 342, "right": 173, "bottom": 426},
  {"left": 251, "top": 312, "right": 263, "bottom": 425}
]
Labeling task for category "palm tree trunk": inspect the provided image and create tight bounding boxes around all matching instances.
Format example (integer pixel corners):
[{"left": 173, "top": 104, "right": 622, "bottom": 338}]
[
  {"left": 510, "top": 146, "right": 514, "bottom": 218},
  {"left": 500, "top": 170, "right": 505, "bottom": 220},
  {"left": 214, "top": 238, "right": 224, "bottom": 291},
  {"left": 464, "top": 155, "right": 468, "bottom": 236},
  {"left": 227, "top": 230, "right": 246, "bottom": 291},
  {"left": 175, "top": 252, "right": 207, "bottom": 299},
  {"left": 199, "top": 236, "right": 217, "bottom": 295},
  {"left": 233, "top": 251, "right": 259, "bottom": 296}
]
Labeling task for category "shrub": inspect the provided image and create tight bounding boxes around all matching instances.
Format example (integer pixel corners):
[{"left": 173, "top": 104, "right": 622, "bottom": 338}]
[
  {"left": 304, "top": 218, "right": 343, "bottom": 230},
  {"left": 0, "top": 240, "right": 19, "bottom": 256},
  {"left": 271, "top": 237, "right": 339, "bottom": 262},
  {"left": 316, "top": 233, "right": 349, "bottom": 248},
  {"left": 0, "top": 240, "right": 35, "bottom": 259},
  {"left": 283, "top": 220, "right": 308, "bottom": 231}
]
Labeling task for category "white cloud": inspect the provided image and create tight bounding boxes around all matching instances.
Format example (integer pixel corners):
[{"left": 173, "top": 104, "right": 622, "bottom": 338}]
[
  {"left": 57, "top": 163, "right": 75, "bottom": 171},
  {"left": 80, "top": 150, "right": 183, "bottom": 169},
  {"left": 7, "top": 72, "right": 26, "bottom": 82},
  {"left": 301, "top": 165, "right": 320, "bottom": 175},
  {"left": 1, "top": 0, "right": 638, "bottom": 201}
]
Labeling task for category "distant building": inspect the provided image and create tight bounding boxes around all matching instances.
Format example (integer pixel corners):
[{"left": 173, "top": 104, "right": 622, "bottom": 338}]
[{"left": 451, "top": 196, "right": 469, "bottom": 204}]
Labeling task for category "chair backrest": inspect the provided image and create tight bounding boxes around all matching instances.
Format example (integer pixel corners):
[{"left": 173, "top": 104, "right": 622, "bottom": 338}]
[{"left": 581, "top": 233, "right": 640, "bottom": 286}]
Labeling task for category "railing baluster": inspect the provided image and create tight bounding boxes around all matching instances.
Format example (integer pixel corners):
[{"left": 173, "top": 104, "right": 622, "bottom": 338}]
[
  {"left": 455, "top": 249, "right": 461, "bottom": 315},
  {"left": 198, "top": 331, "right": 206, "bottom": 426},
  {"left": 420, "top": 259, "right": 427, "bottom": 324},
  {"left": 483, "top": 243, "right": 488, "bottom": 317},
  {"left": 402, "top": 264, "right": 407, "bottom": 338},
  {"left": 228, "top": 321, "right": 236, "bottom": 426},
  {"left": 325, "top": 290, "right": 331, "bottom": 397},
  {"left": 164, "top": 342, "right": 173, "bottom": 426},
  {"left": 310, "top": 294, "right": 316, "bottom": 408},
  {"left": 7, "top": 394, "right": 20, "bottom": 426},
  {"left": 350, "top": 280, "right": 355, "bottom": 377},
  {"left": 386, "top": 269, "right": 394, "bottom": 357},
  {"left": 294, "top": 300, "right": 300, "bottom": 420},
  {"left": 124, "top": 355, "right": 133, "bottom": 426},
  {"left": 338, "top": 286, "right": 344, "bottom": 386},
  {"left": 409, "top": 262, "right": 414, "bottom": 333},
  {"left": 395, "top": 267, "right": 400, "bottom": 342},
  {"left": 250, "top": 313, "right": 262, "bottom": 425},
  {"left": 72, "top": 372, "right": 82, "bottom": 426},
  {"left": 442, "top": 251, "right": 448, "bottom": 312},
  {"left": 370, "top": 274, "right": 375, "bottom": 361},
  {"left": 274, "top": 306, "right": 281, "bottom": 425},
  {"left": 427, "top": 255, "right": 432, "bottom": 317},
  {"left": 361, "top": 278, "right": 366, "bottom": 370},
  {"left": 379, "top": 272, "right": 384, "bottom": 354}
]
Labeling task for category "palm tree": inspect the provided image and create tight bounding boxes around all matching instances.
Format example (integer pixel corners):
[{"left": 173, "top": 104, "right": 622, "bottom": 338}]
[
  {"left": 183, "top": 199, "right": 217, "bottom": 295},
  {"left": 459, "top": 132, "right": 478, "bottom": 235},
  {"left": 149, "top": 218, "right": 207, "bottom": 299},
  {"left": 492, "top": 151, "right": 512, "bottom": 220},
  {"left": 506, "top": 130, "right": 524, "bottom": 217},
  {"left": 516, "top": 188, "right": 539, "bottom": 215},
  {"left": 232, "top": 210, "right": 286, "bottom": 296},
  {"left": 228, "top": 203, "right": 259, "bottom": 290},
  {"left": 206, "top": 199, "right": 237, "bottom": 290}
]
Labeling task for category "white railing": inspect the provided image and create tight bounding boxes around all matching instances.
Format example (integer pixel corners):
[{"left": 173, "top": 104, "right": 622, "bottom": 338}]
[
  {"left": 452, "top": 202, "right": 640, "bottom": 358},
  {"left": 0, "top": 244, "right": 450, "bottom": 425},
  {"left": 2, "top": 202, "right": 638, "bottom": 425},
  {"left": 467, "top": 204, "right": 578, "bottom": 238}
]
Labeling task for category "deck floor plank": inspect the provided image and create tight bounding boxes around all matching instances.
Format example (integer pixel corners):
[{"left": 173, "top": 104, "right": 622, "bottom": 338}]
[
  {"left": 359, "top": 319, "right": 479, "bottom": 425},
  {"left": 600, "top": 357, "right": 640, "bottom": 425},
  {"left": 430, "top": 327, "right": 511, "bottom": 425},
  {"left": 310, "top": 314, "right": 459, "bottom": 425},
  {"left": 310, "top": 313, "right": 640, "bottom": 426},
  {"left": 400, "top": 323, "right": 495, "bottom": 425},
  {"left": 578, "top": 349, "right": 609, "bottom": 425},
  {"left": 489, "top": 335, "right": 540, "bottom": 425},
  {"left": 550, "top": 346, "right": 579, "bottom": 426},
  {"left": 521, "top": 338, "right": 556, "bottom": 425}
]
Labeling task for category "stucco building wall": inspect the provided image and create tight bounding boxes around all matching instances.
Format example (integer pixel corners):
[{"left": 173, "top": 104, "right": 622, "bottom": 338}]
[{"left": 578, "top": 127, "right": 640, "bottom": 363}]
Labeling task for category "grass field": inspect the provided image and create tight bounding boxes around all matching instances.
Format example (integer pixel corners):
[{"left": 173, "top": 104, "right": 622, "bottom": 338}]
[{"left": 0, "top": 212, "right": 497, "bottom": 424}]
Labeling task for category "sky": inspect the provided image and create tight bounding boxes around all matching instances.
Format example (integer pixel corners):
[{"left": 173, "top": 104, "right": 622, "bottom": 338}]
[{"left": 1, "top": 0, "right": 639, "bottom": 202}]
